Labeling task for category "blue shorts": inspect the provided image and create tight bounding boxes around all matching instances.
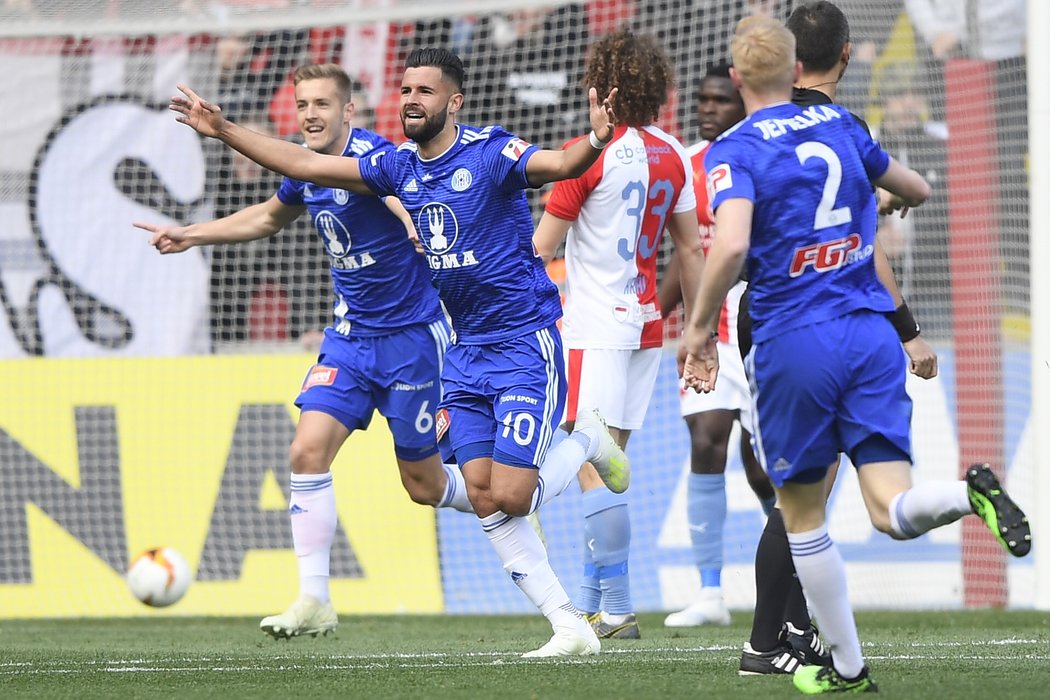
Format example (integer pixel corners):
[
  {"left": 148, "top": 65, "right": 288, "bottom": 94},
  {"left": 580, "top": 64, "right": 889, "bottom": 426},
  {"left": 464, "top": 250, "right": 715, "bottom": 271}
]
[
  {"left": 295, "top": 320, "right": 450, "bottom": 461},
  {"left": 747, "top": 311, "right": 912, "bottom": 488},
  {"left": 438, "top": 325, "right": 565, "bottom": 469}
]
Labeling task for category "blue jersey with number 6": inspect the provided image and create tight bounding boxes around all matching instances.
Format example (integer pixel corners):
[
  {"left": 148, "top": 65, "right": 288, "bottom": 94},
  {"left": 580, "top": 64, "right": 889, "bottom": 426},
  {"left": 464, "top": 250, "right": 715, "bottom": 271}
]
[
  {"left": 705, "top": 102, "right": 893, "bottom": 343},
  {"left": 276, "top": 128, "right": 443, "bottom": 337}
]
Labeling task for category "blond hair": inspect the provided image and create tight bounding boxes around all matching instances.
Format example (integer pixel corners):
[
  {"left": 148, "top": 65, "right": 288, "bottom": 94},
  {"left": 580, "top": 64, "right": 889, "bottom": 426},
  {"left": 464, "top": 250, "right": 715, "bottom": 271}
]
[
  {"left": 292, "top": 63, "right": 353, "bottom": 104},
  {"left": 730, "top": 16, "right": 796, "bottom": 94}
]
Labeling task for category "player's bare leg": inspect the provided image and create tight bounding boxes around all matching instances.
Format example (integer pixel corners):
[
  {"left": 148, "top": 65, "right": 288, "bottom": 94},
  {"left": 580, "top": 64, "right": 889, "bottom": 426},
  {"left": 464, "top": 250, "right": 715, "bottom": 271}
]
[{"left": 397, "top": 454, "right": 473, "bottom": 512}]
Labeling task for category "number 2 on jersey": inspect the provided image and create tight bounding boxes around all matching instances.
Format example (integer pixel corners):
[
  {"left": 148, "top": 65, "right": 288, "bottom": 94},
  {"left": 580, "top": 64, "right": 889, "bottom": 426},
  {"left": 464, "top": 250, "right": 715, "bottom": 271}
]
[
  {"left": 618, "top": 179, "right": 673, "bottom": 261},
  {"left": 795, "top": 142, "right": 852, "bottom": 231}
]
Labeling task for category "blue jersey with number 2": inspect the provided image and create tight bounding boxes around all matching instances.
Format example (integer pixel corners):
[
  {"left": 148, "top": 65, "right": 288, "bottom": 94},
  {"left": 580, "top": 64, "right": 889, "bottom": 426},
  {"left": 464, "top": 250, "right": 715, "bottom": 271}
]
[{"left": 705, "top": 102, "right": 893, "bottom": 343}]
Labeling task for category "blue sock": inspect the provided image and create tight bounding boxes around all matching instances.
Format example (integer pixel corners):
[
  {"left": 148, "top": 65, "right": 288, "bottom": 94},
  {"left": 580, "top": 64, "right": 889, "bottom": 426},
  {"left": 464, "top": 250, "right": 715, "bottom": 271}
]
[
  {"left": 581, "top": 487, "right": 632, "bottom": 615},
  {"left": 688, "top": 473, "right": 726, "bottom": 588}
]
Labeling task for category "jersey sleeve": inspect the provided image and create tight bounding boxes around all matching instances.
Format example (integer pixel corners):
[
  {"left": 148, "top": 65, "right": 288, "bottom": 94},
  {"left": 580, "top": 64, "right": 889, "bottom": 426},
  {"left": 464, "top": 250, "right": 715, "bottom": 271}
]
[
  {"left": 704, "top": 139, "right": 754, "bottom": 212},
  {"left": 356, "top": 146, "right": 400, "bottom": 197},
  {"left": 275, "top": 177, "right": 306, "bottom": 206},
  {"left": 845, "top": 112, "right": 891, "bottom": 181},
  {"left": 544, "top": 134, "right": 598, "bottom": 221},
  {"left": 671, "top": 140, "right": 697, "bottom": 214},
  {"left": 481, "top": 127, "right": 540, "bottom": 192}
]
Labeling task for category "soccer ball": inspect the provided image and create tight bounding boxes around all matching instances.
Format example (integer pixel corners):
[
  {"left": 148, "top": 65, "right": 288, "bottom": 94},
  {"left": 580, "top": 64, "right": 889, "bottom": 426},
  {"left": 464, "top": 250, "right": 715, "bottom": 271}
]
[{"left": 126, "top": 547, "right": 191, "bottom": 607}]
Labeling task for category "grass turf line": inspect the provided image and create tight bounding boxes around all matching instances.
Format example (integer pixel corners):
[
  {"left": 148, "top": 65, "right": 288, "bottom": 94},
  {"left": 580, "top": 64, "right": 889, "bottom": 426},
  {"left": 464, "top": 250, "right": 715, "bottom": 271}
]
[{"left": 1, "top": 611, "right": 1048, "bottom": 698}]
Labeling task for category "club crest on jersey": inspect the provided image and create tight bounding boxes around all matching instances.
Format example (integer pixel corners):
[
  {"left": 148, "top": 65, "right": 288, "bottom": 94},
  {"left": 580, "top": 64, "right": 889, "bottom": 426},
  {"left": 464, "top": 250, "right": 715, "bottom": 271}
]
[
  {"left": 501, "top": 137, "right": 530, "bottom": 161},
  {"left": 333, "top": 189, "right": 349, "bottom": 205},
  {"left": 708, "top": 164, "right": 732, "bottom": 196},
  {"left": 418, "top": 203, "right": 458, "bottom": 253},
  {"left": 451, "top": 168, "right": 472, "bottom": 192},
  {"left": 315, "top": 210, "right": 352, "bottom": 258}
]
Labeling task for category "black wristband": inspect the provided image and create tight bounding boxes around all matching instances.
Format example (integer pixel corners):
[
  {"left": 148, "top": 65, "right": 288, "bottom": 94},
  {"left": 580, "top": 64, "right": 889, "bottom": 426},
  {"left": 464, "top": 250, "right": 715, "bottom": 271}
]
[{"left": 889, "top": 301, "right": 921, "bottom": 342}]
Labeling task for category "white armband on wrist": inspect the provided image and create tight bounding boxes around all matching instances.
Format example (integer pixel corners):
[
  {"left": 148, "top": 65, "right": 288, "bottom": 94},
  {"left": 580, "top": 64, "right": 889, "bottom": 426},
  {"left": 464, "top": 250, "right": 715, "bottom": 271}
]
[{"left": 588, "top": 130, "right": 608, "bottom": 150}]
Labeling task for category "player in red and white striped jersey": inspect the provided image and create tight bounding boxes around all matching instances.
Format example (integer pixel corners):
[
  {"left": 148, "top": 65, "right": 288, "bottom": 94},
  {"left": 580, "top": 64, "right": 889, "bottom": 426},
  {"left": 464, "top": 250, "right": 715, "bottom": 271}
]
[
  {"left": 533, "top": 30, "right": 706, "bottom": 640},
  {"left": 659, "top": 63, "right": 775, "bottom": 630}
]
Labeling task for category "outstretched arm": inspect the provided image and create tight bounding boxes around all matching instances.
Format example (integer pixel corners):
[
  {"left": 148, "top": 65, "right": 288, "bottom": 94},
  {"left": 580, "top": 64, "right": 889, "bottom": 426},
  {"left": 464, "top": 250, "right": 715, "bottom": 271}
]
[
  {"left": 133, "top": 195, "right": 301, "bottom": 254},
  {"left": 525, "top": 87, "right": 617, "bottom": 186},
  {"left": 170, "top": 85, "right": 374, "bottom": 194}
]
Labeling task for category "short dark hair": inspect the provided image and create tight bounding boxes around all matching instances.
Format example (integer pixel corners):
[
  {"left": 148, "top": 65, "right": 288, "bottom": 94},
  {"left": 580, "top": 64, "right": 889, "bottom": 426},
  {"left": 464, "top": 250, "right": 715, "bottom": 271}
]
[
  {"left": 404, "top": 47, "right": 465, "bottom": 92},
  {"left": 704, "top": 61, "right": 733, "bottom": 81},
  {"left": 786, "top": 1, "right": 850, "bottom": 73}
]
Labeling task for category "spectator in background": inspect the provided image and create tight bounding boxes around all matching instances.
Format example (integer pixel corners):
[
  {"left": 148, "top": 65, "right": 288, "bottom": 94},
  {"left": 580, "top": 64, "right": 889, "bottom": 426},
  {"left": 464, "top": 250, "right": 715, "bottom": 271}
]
[
  {"left": 210, "top": 114, "right": 284, "bottom": 344},
  {"left": 875, "top": 62, "right": 951, "bottom": 337},
  {"left": 829, "top": 0, "right": 905, "bottom": 114},
  {"left": 904, "top": 0, "right": 1027, "bottom": 311},
  {"left": 465, "top": 5, "right": 588, "bottom": 218},
  {"left": 215, "top": 30, "right": 308, "bottom": 122},
  {"left": 631, "top": 0, "right": 788, "bottom": 143}
]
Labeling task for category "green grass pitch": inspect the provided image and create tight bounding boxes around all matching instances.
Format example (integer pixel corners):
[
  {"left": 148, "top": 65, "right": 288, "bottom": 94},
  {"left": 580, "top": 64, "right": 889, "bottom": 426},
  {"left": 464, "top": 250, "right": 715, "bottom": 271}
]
[{"left": 2, "top": 611, "right": 1049, "bottom": 698}]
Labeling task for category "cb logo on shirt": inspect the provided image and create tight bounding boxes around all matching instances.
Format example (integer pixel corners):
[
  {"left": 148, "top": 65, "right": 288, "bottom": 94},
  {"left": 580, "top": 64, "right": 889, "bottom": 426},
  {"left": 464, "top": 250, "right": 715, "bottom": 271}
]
[{"left": 417, "top": 203, "right": 460, "bottom": 254}]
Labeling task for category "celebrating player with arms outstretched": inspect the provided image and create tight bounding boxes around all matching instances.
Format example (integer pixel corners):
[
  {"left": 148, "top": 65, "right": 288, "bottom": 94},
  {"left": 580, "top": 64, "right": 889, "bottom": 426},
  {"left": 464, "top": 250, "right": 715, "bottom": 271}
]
[
  {"left": 137, "top": 63, "right": 474, "bottom": 640},
  {"left": 168, "top": 47, "right": 627, "bottom": 657},
  {"left": 682, "top": 16, "right": 1030, "bottom": 693}
]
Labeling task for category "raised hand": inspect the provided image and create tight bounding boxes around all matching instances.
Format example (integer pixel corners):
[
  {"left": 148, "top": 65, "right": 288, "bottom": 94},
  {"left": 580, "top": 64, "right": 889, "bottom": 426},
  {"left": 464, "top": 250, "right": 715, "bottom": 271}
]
[
  {"left": 133, "top": 221, "right": 193, "bottom": 254},
  {"left": 588, "top": 86, "right": 618, "bottom": 144},
  {"left": 169, "top": 84, "right": 226, "bottom": 138}
]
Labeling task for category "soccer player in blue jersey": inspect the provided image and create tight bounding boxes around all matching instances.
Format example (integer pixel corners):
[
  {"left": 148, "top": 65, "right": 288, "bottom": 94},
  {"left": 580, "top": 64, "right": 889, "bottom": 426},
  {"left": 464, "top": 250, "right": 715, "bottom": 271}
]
[
  {"left": 167, "top": 47, "right": 629, "bottom": 657},
  {"left": 682, "top": 16, "right": 1031, "bottom": 693},
  {"left": 136, "top": 63, "right": 476, "bottom": 640}
]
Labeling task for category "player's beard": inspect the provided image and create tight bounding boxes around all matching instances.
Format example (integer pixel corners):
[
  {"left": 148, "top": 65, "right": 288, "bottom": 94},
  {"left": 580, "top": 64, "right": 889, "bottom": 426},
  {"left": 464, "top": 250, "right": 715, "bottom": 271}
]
[{"left": 402, "top": 108, "right": 448, "bottom": 145}]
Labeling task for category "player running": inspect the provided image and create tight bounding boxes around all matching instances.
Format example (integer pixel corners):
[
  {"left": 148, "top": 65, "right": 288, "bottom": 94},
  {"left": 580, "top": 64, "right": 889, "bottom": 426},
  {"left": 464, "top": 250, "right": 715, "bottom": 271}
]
[
  {"left": 682, "top": 16, "right": 1030, "bottom": 693},
  {"left": 136, "top": 63, "right": 475, "bottom": 639},
  {"left": 167, "top": 47, "right": 628, "bottom": 657}
]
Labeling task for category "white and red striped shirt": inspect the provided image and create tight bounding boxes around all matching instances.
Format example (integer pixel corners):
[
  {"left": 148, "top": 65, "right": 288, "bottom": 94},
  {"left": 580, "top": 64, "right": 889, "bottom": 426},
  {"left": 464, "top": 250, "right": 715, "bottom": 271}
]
[
  {"left": 548, "top": 124, "right": 695, "bottom": 349},
  {"left": 687, "top": 140, "right": 744, "bottom": 346}
]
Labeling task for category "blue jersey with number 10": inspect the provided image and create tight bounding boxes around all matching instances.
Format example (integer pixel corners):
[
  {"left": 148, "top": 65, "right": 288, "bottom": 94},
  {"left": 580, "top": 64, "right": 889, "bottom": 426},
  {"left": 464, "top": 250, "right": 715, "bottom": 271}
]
[
  {"left": 357, "top": 124, "right": 563, "bottom": 345},
  {"left": 705, "top": 102, "right": 893, "bottom": 343}
]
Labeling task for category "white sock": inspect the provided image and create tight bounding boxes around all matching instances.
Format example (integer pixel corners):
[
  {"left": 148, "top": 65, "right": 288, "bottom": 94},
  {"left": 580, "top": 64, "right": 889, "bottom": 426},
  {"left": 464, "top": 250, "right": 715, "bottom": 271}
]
[
  {"left": 289, "top": 471, "right": 337, "bottom": 604},
  {"left": 438, "top": 463, "right": 474, "bottom": 512},
  {"left": 888, "top": 481, "right": 971, "bottom": 539},
  {"left": 529, "top": 436, "right": 586, "bottom": 514},
  {"left": 787, "top": 524, "right": 864, "bottom": 679},
  {"left": 480, "top": 510, "right": 580, "bottom": 629}
]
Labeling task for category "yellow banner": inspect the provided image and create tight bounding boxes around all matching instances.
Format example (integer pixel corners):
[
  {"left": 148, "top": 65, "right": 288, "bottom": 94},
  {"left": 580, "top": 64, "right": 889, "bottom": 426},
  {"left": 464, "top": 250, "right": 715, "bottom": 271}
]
[{"left": 0, "top": 355, "right": 443, "bottom": 618}]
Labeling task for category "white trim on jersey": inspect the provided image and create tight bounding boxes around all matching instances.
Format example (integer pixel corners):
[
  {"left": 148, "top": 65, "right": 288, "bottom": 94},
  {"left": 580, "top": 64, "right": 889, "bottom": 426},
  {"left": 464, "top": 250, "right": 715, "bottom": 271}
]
[
  {"left": 534, "top": 327, "right": 561, "bottom": 467},
  {"left": 427, "top": 319, "right": 450, "bottom": 397}
]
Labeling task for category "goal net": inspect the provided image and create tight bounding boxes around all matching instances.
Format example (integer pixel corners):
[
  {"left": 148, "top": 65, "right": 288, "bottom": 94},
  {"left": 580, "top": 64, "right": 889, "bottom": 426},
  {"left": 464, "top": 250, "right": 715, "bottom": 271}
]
[{"left": 0, "top": 0, "right": 1035, "bottom": 618}]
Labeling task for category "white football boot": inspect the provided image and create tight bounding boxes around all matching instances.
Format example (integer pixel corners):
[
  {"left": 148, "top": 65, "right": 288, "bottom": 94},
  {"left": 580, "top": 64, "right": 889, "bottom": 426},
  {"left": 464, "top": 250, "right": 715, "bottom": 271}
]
[
  {"left": 574, "top": 408, "right": 630, "bottom": 494},
  {"left": 260, "top": 595, "right": 338, "bottom": 639},
  {"left": 522, "top": 616, "right": 601, "bottom": 658},
  {"left": 663, "top": 587, "right": 731, "bottom": 627}
]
